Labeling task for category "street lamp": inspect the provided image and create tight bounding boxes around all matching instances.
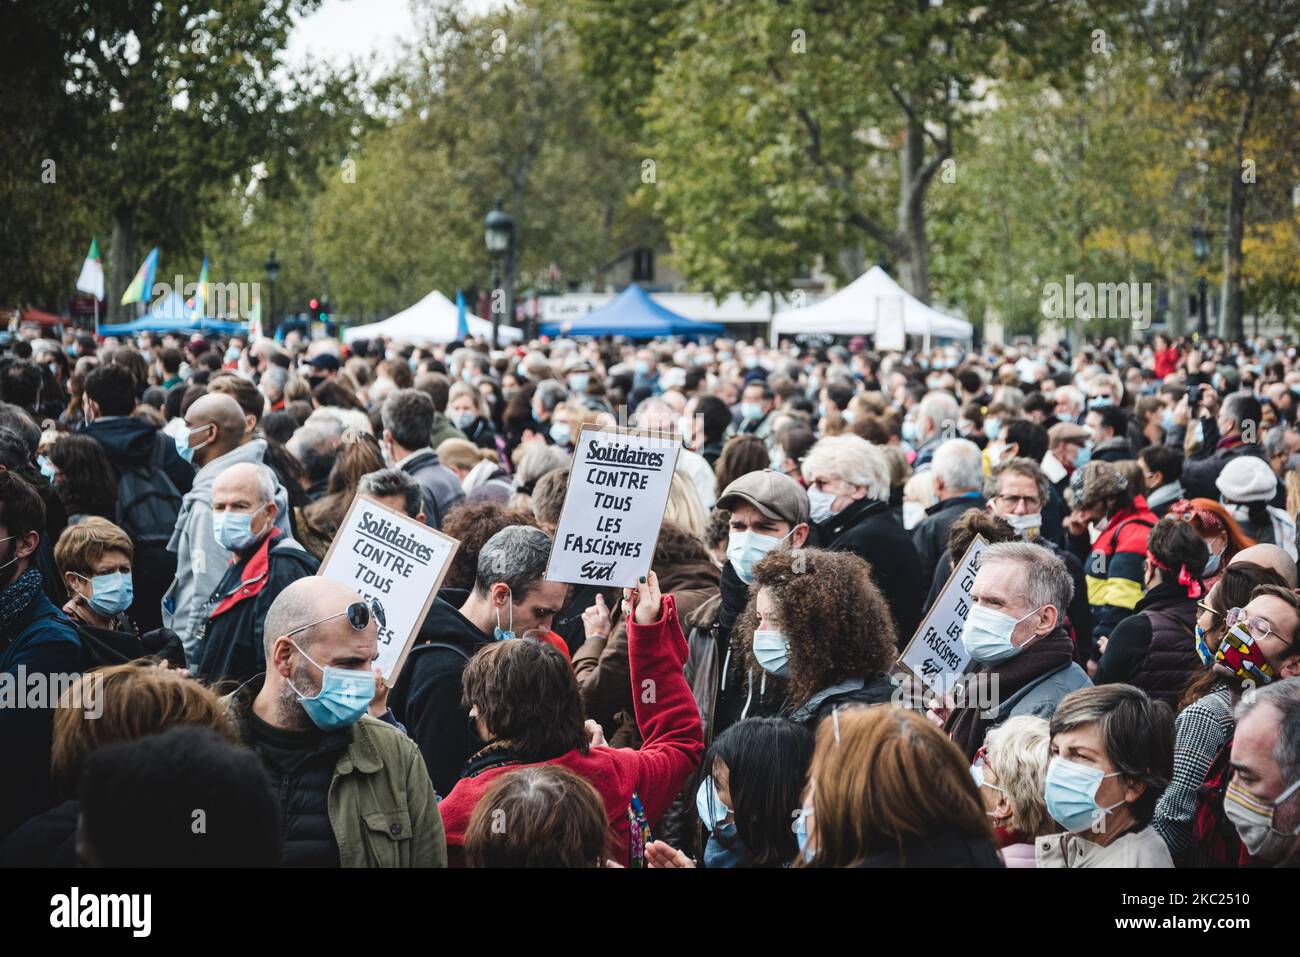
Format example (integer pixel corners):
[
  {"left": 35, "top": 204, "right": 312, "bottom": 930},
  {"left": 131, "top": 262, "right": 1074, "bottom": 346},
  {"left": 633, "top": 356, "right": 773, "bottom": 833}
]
[
  {"left": 1191, "top": 227, "right": 1209, "bottom": 339},
  {"left": 484, "top": 196, "right": 515, "bottom": 347},
  {"left": 263, "top": 249, "right": 280, "bottom": 338}
]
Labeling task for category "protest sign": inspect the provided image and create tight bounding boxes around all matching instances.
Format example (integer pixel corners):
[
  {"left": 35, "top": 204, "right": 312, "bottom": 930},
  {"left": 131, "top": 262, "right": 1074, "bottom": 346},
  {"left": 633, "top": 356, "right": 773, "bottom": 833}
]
[
  {"left": 895, "top": 534, "right": 987, "bottom": 696},
  {"left": 316, "top": 495, "right": 459, "bottom": 685},
  {"left": 545, "top": 423, "right": 681, "bottom": 588}
]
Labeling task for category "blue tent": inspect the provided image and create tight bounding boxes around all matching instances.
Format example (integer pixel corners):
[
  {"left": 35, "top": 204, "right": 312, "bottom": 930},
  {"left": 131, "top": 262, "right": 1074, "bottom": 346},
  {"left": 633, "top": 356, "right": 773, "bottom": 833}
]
[
  {"left": 539, "top": 284, "right": 724, "bottom": 339},
  {"left": 100, "top": 291, "right": 248, "bottom": 337}
]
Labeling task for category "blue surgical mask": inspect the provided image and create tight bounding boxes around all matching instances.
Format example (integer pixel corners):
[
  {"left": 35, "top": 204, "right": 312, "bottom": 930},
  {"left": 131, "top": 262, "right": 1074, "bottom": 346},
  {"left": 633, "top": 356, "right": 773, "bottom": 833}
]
[
  {"left": 901, "top": 419, "right": 918, "bottom": 443},
  {"left": 289, "top": 641, "right": 376, "bottom": 731},
  {"left": 75, "top": 571, "right": 133, "bottom": 618},
  {"left": 175, "top": 424, "right": 213, "bottom": 464},
  {"left": 212, "top": 507, "right": 268, "bottom": 552},
  {"left": 727, "top": 528, "right": 791, "bottom": 584},
  {"left": 740, "top": 402, "right": 763, "bottom": 421},
  {"left": 224, "top": 346, "right": 241, "bottom": 364},
  {"left": 1089, "top": 396, "right": 1113, "bottom": 409},
  {"left": 1044, "top": 756, "right": 1125, "bottom": 833},
  {"left": 753, "top": 629, "right": 790, "bottom": 677},
  {"left": 550, "top": 422, "right": 572, "bottom": 446},
  {"left": 695, "top": 776, "right": 733, "bottom": 830},
  {"left": 1162, "top": 407, "right": 1175, "bottom": 433},
  {"left": 1203, "top": 546, "right": 1222, "bottom": 578},
  {"left": 569, "top": 373, "right": 590, "bottom": 394},
  {"left": 960, "top": 601, "right": 1041, "bottom": 663},
  {"left": 1073, "top": 443, "right": 1092, "bottom": 468},
  {"left": 635, "top": 360, "right": 651, "bottom": 376},
  {"left": 37, "top": 455, "right": 56, "bottom": 482},
  {"left": 807, "top": 486, "right": 838, "bottom": 525},
  {"left": 453, "top": 411, "right": 477, "bottom": 431},
  {"left": 794, "top": 803, "right": 814, "bottom": 863}
]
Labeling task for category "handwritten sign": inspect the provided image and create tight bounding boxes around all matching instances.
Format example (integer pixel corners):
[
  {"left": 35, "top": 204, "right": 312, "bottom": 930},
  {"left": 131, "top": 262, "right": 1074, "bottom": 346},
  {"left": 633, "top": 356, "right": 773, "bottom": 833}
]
[
  {"left": 545, "top": 424, "right": 680, "bottom": 588},
  {"left": 895, "top": 535, "right": 987, "bottom": 695},
  {"left": 316, "top": 495, "right": 459, "bottom": 685}
]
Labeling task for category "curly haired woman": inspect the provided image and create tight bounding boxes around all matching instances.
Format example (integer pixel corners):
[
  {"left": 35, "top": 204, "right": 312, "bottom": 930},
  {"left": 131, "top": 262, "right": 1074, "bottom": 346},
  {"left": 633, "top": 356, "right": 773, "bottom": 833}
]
[{"left": 726, "top": 547, "right": 900, "bottom": 729}]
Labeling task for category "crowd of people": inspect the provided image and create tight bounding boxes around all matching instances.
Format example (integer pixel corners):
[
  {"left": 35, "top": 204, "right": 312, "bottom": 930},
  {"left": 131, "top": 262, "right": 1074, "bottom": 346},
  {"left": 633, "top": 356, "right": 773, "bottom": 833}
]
[{"left": 0, "top": 324, "right": 1297, "bottom": 869}]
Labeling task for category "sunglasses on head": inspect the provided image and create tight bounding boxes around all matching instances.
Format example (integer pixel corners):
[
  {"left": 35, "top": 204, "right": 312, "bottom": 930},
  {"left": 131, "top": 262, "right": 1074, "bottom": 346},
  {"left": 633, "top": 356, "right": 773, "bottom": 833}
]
[{"left": 285, "top": 598, "right": 386, "bottom": 641}]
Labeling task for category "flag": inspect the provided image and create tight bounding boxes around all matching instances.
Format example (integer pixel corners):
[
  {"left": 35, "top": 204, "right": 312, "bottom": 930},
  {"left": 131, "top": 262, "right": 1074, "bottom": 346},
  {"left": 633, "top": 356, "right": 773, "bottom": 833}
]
[
  {"left": 187, "top": 257, "right": 209, "bottom": 318},
  {"left": 120, "top": 247, "right": 159, "bottom": 305},
  {"left": 248, "top": 288, "right": 263, "bottom": 342},
  {"left": 456, "top": 288, "right": 469, "bottom": 340},
  {"left": 76, "top": 237, "right": 105, "bottom": 300}
]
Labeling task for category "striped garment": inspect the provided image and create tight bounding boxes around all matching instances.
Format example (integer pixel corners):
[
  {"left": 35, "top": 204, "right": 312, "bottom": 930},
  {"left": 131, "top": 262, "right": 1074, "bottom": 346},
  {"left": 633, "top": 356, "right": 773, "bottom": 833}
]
[
  {"left": 1152, "top": 679, "right": 1234, "bottom": 863},
  {"left": 1084, "top": 500, "right": 1157, "bottom": 656}
]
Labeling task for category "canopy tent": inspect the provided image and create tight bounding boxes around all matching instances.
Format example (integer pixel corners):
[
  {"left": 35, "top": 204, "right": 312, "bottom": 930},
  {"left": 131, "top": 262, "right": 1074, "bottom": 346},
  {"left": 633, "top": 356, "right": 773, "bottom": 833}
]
[
  {"left": 769, "top": 266, "right": 972, "bottom": 345},
  {"left": 342, "top": 289, "right": 522, "bottom": 345},
  {"left": 99, "top": 291, "right": 248, "bottom": 337},
  {"left": 538, "top": 283, "right": 724, "bottom": 340}
]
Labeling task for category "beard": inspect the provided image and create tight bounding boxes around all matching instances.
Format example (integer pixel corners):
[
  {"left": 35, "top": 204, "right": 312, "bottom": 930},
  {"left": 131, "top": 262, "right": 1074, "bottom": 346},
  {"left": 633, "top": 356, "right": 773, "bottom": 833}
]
[{"left": 276, "top": 660, "right": 320, "bottom": 731}]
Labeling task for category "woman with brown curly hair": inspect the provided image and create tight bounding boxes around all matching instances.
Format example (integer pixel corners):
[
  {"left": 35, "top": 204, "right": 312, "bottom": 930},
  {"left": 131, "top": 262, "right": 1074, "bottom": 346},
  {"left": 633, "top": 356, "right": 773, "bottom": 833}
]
[{"left": 728, "top": 547, "right": 899, "bottom": 729}]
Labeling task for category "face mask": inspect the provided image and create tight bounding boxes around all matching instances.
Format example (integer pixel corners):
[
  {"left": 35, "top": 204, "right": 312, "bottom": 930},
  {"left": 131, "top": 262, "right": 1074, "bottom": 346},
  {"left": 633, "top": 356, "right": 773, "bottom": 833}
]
[
  {"left": 1194, "top": 420, "right": 1205, "bottom": 446},
  {"left": 768, "top": 446, "right": 785, "bottom": 471},
  {"left": 985, "top": 418, "right": 1002, "bottom": 441},
  {"left": 37, "top": 455, "right": 56, "bottom": 482},
  {"left": 1057, "top": 412, "right": 1074, "bottom": 424},
  {"left": 461, "top": 368, "right": 474, "bottom": 383},
  {"left": 988, "top": 443, "right": 1007, "bottom": 468},
  {"left": 1073, "top": 444, "right": 1092, "bottom": 469},
  {"left": 635, "top": 360, "right": 651, "bottom": 376},
  {"left": 550, "top": 422, "right": 572, "bottom": 446},
  {"left": 728, "top": 528, "right": 791, "bottom": 585},
  {"left": 75, "top": 571, "right": 134, "bottom": 618},
  {"left": 740, "top": 402, "right": 764, "bottom": 422},
  {"left": 288, "top": 641, "right": 375, "bottom": 731},
  {"left": 453, "top": 411, "right": 477, "bottom": 431},
  {"left": 841, "top": 409, "right": 856, "bottom": 425},
  {"left": 744, "top": 355, "right": 760, "bottom": 370},
  {"left": 224, "top": 347, "right": 241, "bottom": 364},
  {"left": 1215, "top": 621, "right": 1278, "bottom": 687},
  {"left": 1162, "top": 408, "right": 1176, "bottom": 433},
  {"left": 1203, "top": 546, "right": 1222, "bottom": 577},
  {"left": 794, "top": 803, "right": 814, "bottom": 863},
  {"left": 1223, "top": 501, "right": 1251, "bottom": 525},
  {"left": 1223, "top": 776, "right": 1300, "bottom": 862},
  {"left": 960, "top": 601, "right": 1041, "bottom": 663},
  {"left": 753, "top": 629, "right": 790, "bottom": 677},
  {"left": 212, "top": 507, "right": 268, "bottom": 553},
  {"left": 569, "top": 374, "right": 589, "bottom": 393},
  {"left": 1194, "top": 624, "right": 1215, "bottom": 666},
  {"left": 901, "top": 419, "right": 918, "bottom": 443},
  {"left": 1044, "top": 756, "right": 1125, "bottom": 833},
  {"left": 695, "top": 776, "right": 733, "bottom": 831},
  {"left": 1089, "top": 396, "right": 1113, "bottom": 409},
  {"left": 970, "top": 764, "right": 1009, "bottom": 813},
  {"left": 175, "top": 424, "right": 213, "bottom": 464},
  {"left": 807, "top": 486, "right": 838, "bottom": 525},
  {"left": 494, "top": 588, "right": 515, "bottom": 641},
  {"left": 1004, "top": 512, "right": 1042, "bottom": 538}
]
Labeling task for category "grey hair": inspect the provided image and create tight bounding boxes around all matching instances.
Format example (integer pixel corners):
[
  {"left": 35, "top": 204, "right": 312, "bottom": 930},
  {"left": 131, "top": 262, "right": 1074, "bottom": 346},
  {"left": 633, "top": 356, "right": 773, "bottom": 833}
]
[
  {"left": 260, "top": 366, "right": 289, "bottom": 398},
  {"left": 1235, "top": 677, "right": 1300, "bottom": 784},
  {"left": 286, "top": 424, "right": 337, "bottom": 461},
  {"left": 245, "top": 463, "right": 276, "bottom": 505},
  {"left": 1263, "top": 427, "right": 1286, "bottom": 458},
  {"left": 357, "top": 467, "right": 422, "bottom": 518},
  {"left": 1049, "top": 684, "right": 1173, "bottom": 824},
  {"left": 980, "top": 541, "right": 1074, "bottom": 614},
  {"left": 985, "top": 457, "right": 1051, "bottom": 508},
  {"left": 0, "top": 403, "right": 39, "bottom": 457},
  {"left": 475, "top": 525, "right": 553, "bottom": 599},
  {"left": 917, "top": 391, "right": 959, "bottom": 435},
  {"left": 931, "top": 438, "right": 983, "bottom": 492},
  {"left": 381, "top": 388, "right": 434, "bottom": 451},
  {"left": 801, "top": 434, "right": 890, "bottom": 502},
  {"left": 517, "top": 444, "right": 571, "bottom": 490},
  {"left": 535, "top": 380, "right": 568, "bottom": 414}
]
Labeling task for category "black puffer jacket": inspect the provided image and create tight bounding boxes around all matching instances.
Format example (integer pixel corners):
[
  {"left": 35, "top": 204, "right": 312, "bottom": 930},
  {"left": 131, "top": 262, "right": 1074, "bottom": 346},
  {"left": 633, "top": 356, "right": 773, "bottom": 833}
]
[
  {"left": 911, "top": 494, "right": 986, "bottom": 596},
  {"left": 816, "top": 498, "right": 925, "bottom": 640},
  {"left": 1094, "top": 582, "right": 1201, "bottom": 708}
]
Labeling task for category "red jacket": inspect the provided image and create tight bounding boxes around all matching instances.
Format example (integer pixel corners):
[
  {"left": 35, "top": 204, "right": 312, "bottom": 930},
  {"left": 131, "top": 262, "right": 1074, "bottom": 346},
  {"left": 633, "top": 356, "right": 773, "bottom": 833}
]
[
  {"left": 1155, "top": 346, "right": 1180, "bottom": 380},
  {"left": 438, "top": 594, "right": 704, "bottom": 865}
]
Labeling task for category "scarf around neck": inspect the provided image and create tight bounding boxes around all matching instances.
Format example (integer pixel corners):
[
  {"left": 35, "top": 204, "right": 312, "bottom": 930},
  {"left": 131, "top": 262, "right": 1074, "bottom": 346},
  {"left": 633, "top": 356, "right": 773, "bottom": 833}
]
[{"left": 0, "top": 568, "right": 44, "bottom": 632}]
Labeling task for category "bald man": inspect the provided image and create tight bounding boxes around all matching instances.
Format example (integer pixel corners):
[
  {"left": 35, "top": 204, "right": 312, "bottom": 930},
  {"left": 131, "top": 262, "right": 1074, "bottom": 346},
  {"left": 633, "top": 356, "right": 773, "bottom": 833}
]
[
  {"left": 1230, "top": 543, "right": 1298, "bottom": 588},
  {"left": 193, "top": 463, "right": 318, "bottom": 686},
  {"left": 163, "top": 393, "right": 295, "bottom": 659},
  {"left": 222, "top": 577, "right": 447, "bottom": 867}
]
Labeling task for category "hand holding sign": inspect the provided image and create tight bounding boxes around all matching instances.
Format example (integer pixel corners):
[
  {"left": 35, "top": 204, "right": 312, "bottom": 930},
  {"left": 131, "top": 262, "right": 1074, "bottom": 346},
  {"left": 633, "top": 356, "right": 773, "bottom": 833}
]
[{"left": 622, "top": 572, "right": 662, "bottom": 625}]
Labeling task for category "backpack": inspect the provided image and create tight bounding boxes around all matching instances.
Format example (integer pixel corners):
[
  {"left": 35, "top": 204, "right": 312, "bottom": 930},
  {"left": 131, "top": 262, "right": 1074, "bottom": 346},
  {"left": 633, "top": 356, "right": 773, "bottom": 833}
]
[{"left": 116, "top": 434, "right": 183, "bottom": 546}]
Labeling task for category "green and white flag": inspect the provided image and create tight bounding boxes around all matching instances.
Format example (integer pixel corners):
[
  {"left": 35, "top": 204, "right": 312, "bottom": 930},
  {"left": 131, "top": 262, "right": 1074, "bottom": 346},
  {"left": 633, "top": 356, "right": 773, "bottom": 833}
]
[{"left": 76, "top": 237, "right": 104, "bottom": 300}]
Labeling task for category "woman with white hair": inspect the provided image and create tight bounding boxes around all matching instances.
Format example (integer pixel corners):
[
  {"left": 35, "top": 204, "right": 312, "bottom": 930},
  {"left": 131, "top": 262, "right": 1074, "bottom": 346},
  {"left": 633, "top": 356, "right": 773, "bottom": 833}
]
[
  {"left": 801, "top": 434, "right": 925, "bottom": 638},
  {"left": 972, "top": 716, "right": 1053, "bottom": 868}
]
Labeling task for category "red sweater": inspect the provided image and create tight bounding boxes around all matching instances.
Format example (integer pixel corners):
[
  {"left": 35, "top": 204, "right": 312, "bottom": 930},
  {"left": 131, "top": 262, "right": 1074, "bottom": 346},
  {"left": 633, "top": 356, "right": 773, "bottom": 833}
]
[{"left": 438, "top": 594, "right": 704, "bottom": 864}]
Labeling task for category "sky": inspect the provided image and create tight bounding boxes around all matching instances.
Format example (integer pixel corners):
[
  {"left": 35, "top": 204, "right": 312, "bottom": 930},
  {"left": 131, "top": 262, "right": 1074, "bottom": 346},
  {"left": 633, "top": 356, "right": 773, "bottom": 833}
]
[{"left": 284, "top": 0, "right": 504, "bottom": 74}]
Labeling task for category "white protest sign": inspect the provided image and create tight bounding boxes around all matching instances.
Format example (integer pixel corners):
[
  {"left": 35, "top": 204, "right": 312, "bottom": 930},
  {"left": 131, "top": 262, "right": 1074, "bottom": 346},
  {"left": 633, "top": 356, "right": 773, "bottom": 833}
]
[
  {"left": 545, "top": 423, "right": 680, "bottom": 588},
  {"left": 316, "top": 495, "right": 459, "bottom": 685},
  {"left": 895, "top": 534, "right": 987, "bottom": 696}
]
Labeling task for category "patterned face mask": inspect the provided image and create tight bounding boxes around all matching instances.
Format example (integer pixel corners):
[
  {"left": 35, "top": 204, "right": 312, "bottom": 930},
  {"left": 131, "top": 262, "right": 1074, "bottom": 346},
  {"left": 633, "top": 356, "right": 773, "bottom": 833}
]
[{"left": 1215, "top": 621, "right": 1278, "bottom": 687}]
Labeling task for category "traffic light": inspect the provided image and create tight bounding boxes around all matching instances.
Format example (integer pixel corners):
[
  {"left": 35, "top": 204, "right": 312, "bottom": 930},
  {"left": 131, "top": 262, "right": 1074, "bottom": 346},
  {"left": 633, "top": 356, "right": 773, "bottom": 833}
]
[{"left": 308, "top": 298, "right": 320, "bottom": 323}]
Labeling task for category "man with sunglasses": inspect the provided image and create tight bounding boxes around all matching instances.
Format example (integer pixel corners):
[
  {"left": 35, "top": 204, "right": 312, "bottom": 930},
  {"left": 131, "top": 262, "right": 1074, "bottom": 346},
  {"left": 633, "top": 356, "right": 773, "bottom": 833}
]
[{"left": 224, "top": 576, "right": 446, "bottom": 867}]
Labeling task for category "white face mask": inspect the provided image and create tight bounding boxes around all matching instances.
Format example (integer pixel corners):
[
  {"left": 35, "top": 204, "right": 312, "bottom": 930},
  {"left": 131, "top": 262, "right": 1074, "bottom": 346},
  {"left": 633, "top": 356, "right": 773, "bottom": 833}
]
[
  {"left": 1003, "top": 512, "right": 1042, "bottom": 537},
  {"left": 1223, "top": 776, "right": 1300, "bottom": 862},
  {"left": 807, "top": 486, "right": 839, "bottom": 525}
]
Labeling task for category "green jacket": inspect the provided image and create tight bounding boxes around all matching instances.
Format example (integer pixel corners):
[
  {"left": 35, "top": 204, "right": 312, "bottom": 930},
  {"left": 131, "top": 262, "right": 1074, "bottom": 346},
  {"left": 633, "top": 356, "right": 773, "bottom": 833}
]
[
  {"left": 224, "top": 677, "right": 447, "bottom": 868},
  {"left": 429, "top": 411, "right": 467, "bottom": 452}
]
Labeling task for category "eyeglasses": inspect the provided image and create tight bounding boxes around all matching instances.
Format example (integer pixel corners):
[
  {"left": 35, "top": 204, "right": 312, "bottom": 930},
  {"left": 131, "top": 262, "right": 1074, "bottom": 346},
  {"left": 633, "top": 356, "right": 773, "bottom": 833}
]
[
  {"left": 1196, "top": 601, "right": 1221, "bottom": 620},
  {"left": 996, "top": 494, "right": 1041, "bottom": 510},
  {"left": 1224, "top": 607, "right": 1291, "bottom": 647},
  {"left": 284, "top": 598, "right": 386, "bottom": 641}
]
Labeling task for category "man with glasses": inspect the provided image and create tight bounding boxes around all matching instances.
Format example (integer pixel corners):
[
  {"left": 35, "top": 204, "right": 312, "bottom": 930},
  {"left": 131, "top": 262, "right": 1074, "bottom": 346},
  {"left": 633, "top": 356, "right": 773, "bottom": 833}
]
[
  {"left": 224, "top": 576, "right": 446, "bottom": 867},
  {"left": 1212, "top": 587, "right": 1300, "bottom": 692},
  {"left": 982, "top": 459, "right": 1093, "bottom": 663}
]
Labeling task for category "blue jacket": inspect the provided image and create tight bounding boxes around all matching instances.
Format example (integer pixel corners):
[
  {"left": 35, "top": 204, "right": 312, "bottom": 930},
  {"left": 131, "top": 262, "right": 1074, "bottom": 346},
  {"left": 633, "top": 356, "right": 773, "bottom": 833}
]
[{"left": 0, "top": 589, "right": 82, "bottom": 839}]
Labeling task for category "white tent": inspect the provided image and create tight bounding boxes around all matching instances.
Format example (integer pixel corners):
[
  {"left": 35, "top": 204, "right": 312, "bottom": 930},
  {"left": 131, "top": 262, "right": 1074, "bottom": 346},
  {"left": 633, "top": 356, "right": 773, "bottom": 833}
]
[
  {"left": 343, "top": 289, "right": 523, "bottom": 345},
  {"left": 769, "top": 266, "right": 972, "bottom": 345}
]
